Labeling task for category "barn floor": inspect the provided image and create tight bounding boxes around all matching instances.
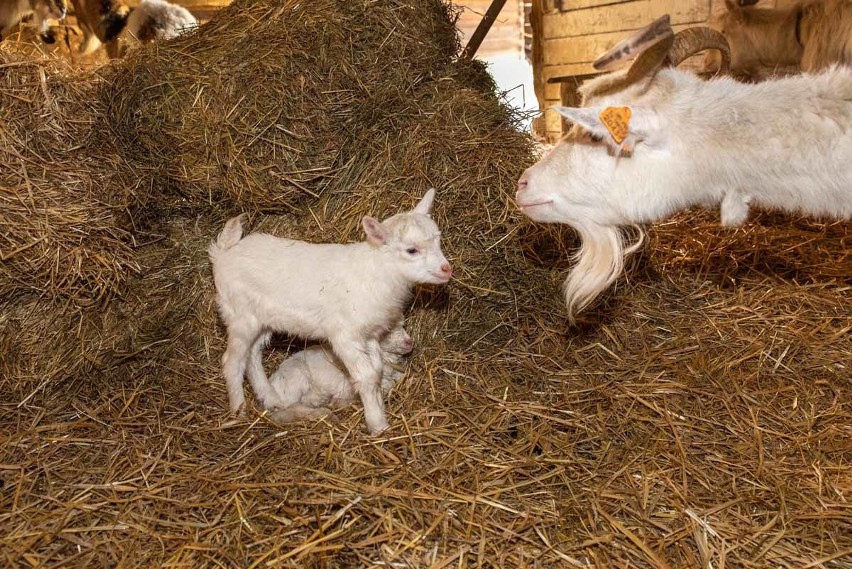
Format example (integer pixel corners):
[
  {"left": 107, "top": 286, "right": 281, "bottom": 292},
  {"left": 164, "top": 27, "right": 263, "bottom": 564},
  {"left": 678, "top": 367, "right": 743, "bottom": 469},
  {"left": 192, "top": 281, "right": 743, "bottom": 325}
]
[{"left": 1, "top": 0, "right": 850, "bottom": 567}]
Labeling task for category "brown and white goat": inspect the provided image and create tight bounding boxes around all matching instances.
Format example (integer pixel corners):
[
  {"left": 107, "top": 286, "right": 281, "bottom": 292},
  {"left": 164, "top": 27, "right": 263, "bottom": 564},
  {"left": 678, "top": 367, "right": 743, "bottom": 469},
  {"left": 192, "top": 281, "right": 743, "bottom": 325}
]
[
  {"left": 516, "top": 15, "right": 852, "bottom": 322},
  {"left": 0, "top": 0, "right": 66, "bottom": 44},
  {"left": 708, "top": 0, "right": 852, "bottom": 78},
  {"left": 69, "top": 0, "right": 129, "bottom": 57},
  {"left": 70, "top": 0, "right": 196, "bottom": 58}
]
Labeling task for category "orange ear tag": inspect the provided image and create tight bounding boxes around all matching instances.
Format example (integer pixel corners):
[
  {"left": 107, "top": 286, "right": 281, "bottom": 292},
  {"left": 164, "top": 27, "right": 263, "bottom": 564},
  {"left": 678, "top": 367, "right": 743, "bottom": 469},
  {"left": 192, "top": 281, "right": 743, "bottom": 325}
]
[{"left": 599, "top": 106, "right": 632, "bottom": 144}]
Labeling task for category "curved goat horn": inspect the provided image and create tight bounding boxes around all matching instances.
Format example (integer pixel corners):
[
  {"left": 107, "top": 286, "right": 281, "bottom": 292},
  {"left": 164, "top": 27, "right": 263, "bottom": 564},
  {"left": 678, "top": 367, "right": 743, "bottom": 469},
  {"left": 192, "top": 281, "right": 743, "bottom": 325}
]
[
  {"left": 665, "top": 27, "right": 731, "bottom": 73},
  {"left": 593, "top": 14, "right": 673, "bottom": 72}
]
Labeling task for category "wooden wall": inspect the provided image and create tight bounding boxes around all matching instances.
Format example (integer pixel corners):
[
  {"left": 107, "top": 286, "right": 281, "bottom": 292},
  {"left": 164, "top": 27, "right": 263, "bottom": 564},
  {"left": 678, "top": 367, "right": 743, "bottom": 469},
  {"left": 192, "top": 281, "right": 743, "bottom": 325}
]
[
  {"left": 457, "top": 0, "right": 526, "bottom": 57},
  {"left": 533, "top": 0, "right": 791, "bottom": 139}
]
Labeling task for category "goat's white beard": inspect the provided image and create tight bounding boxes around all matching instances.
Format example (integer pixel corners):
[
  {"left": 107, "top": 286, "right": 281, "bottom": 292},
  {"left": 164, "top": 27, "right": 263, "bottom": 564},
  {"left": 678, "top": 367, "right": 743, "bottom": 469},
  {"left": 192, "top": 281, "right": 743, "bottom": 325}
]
[{"left": 563, "top": 223, "right": 645, "bottom": 323}]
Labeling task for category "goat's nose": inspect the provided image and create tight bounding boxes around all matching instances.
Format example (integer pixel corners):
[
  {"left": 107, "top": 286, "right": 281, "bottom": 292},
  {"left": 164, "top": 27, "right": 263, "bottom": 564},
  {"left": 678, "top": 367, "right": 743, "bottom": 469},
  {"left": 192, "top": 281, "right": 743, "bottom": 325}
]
[
  {"left": 440, "top": 263, "right": 452, "bottom": 276},
  {"left": 402, "top": 339, "right": 413, "bottom": 350}
]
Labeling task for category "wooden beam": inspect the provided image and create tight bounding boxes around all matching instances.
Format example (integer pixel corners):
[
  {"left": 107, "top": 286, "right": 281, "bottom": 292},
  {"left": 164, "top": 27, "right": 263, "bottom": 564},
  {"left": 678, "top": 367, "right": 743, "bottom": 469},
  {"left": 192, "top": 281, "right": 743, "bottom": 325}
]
[{"left": 460, "top": 0, "right": 509, "bottom": 59}]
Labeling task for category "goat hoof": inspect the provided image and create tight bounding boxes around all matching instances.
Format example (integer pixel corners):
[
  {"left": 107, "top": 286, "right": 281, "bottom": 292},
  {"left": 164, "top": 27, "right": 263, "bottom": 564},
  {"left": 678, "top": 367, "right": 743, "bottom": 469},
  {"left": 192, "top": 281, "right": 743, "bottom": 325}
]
[{"left": 368, "top": 421, "right": 390, "bottom": 436}]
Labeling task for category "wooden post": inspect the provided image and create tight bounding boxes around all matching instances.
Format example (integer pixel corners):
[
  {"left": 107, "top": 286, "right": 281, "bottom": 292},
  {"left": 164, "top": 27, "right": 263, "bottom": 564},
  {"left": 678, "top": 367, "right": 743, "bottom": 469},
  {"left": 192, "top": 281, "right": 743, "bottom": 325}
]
[{"left": 460, "top": 0, "right": 509, "bottom": 60}]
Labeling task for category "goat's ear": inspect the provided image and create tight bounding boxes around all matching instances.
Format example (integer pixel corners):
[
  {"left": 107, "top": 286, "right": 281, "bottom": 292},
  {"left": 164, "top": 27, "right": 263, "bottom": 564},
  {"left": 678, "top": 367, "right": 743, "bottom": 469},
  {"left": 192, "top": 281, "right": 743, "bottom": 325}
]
[
  {"left": 362, "top": 216, "right": 387, "bottom": 246},
  {"left": 556, "top": 105, "right": 653, "bottom": 152},
  {"left": 724, "top": 0, "right": 747, "bottom": 21},
  {"left": 412, "top": 188, "right": 435, "bottom": 215},
  {"left": 554, "top": 107, "right": 612, "bottom": 139}
]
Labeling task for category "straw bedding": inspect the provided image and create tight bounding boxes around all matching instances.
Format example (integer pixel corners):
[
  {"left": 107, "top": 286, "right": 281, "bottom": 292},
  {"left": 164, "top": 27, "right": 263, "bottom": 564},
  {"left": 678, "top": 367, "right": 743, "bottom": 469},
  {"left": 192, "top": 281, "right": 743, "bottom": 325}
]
[{"left": 1, "top": 0, "right": 850, "bottom": 566}]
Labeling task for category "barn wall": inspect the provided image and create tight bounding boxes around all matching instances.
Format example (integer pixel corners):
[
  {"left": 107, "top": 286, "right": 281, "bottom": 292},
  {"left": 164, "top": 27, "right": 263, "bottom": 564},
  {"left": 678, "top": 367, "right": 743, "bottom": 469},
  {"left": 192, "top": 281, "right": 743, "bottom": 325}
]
[
  {"left": 457, "top": 0, "right": 526, "bottom": 57},
  {"left": 534, "top": 0, "right": 789, "bottom": 138}
]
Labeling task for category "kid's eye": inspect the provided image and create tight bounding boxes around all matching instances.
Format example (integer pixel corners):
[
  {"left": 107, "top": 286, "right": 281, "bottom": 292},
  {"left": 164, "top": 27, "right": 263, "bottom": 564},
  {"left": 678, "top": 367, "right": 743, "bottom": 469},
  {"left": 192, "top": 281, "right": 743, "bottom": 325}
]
[
  {"left": 590, "top": 133, "right": 604, "bottom": 143},
  {"left": 406, "top": 247, "right": 419, "bottom": 255}
]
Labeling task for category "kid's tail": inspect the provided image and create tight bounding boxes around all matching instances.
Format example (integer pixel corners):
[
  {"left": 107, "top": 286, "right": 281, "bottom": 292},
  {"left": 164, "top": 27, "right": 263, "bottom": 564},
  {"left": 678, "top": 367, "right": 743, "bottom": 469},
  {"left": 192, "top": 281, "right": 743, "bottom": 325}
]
[{"left": 208, "top": 214, "right": 245, "bottom": 262}]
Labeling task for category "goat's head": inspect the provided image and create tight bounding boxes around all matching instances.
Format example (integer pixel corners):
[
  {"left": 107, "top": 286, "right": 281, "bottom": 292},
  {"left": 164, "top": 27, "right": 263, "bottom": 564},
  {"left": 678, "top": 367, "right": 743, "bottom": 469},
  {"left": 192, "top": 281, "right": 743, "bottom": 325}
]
[
  {"left": 707, "top": 0, "right": 801, "bottom": 77},
  {"left": 362, "top": 188, "right": 453, "bottom": 285},
  {"left": 381, "top": 325, "right": 414, "bottom": 355},
  {"left": 29, "top": 0, "right": 67, "bottom": 43},
  {"left": 516, "top": 16, "right": 729, "bottom": 320}
]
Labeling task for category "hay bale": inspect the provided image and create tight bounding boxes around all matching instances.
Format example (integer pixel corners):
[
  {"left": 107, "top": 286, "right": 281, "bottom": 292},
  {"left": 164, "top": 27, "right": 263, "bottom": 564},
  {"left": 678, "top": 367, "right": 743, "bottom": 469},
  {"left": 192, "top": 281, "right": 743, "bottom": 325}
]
[{"left": 1, "top": 0, "right": 850, "bottom": 566}]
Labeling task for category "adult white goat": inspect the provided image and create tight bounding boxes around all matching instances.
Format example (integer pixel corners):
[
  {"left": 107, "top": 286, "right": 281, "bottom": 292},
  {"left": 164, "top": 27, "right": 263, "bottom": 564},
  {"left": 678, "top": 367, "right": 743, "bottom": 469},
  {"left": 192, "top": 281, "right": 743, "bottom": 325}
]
[
  {"left": 209, "top": 190, "right": 452, "bottom": 435},
  {"left": 707, "top": 0, "right": 852, "bottom": 79},
  {"left": 267, "top": 325, "right": 414, "bottom": 425},
  {"left": 516, "top": 15, "right": 852, "bottom": 322},
  {"left": 0, "top": 0, "right": 66, "bottom": 44}
]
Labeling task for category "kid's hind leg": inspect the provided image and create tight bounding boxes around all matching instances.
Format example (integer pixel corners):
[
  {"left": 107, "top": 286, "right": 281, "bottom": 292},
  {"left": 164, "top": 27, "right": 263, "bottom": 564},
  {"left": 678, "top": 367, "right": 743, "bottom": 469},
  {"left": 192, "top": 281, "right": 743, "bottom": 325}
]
[
  {"left": 245, "top": 332, "right": 287, "bottom": 410},
  {"left": 221, "top": 326, "right": 259, "bottom": 414}
]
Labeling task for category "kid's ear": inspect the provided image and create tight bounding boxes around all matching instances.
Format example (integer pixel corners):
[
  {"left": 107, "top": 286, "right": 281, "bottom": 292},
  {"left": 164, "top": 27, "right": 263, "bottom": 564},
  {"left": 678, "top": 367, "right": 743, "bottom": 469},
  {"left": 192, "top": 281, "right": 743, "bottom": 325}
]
[
  {"left": 362, "top": 216, "right": 387, "bottom": 246},
  {"left": 413, "top": 188, "right": 436, "bottom": 215}
]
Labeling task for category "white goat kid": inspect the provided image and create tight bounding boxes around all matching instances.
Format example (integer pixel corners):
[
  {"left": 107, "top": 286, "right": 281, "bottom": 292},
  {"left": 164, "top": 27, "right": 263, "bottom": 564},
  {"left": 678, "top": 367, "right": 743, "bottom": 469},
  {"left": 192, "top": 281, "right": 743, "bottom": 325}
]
[
  {"left": 516, "top": 15, "right": 852, "bottom": 322},
  {"left": 209, "top": 189, "right": 452, "bottom": 435},
  {"left": 0, "top": 0, "right": 66, "bottom": 43},
  {"left": 267, "top": 325, "right": 414, "bottom": 424},
  {"left": 118, "top": 0, "right": 196, "bottom": 54},
  {"left": 70, "top": 0, "right": 195, "bottom": 58}
]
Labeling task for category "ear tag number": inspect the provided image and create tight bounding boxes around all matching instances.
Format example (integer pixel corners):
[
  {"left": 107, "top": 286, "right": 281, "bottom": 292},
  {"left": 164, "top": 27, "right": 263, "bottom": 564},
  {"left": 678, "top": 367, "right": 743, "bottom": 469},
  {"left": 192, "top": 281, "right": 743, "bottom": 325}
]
[{"left": 599, "top": 107, "right": 632, "bottom": 144}]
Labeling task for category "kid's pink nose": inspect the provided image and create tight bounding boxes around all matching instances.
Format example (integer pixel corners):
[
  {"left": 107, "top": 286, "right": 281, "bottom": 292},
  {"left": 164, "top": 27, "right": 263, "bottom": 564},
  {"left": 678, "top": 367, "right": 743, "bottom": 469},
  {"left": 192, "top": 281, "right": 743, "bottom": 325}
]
[
  {"left": 440, "top": 263, "right": 452, "bottom": 277},
  {"left": 402, "top": 338, "right": 413, "bottom": 351}
]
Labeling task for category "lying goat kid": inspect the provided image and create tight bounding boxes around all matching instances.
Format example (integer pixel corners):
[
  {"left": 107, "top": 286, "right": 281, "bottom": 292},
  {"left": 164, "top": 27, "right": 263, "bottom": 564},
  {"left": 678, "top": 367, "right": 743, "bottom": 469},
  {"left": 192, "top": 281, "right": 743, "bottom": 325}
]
[
  {"left": 209, "top": 189, "right": 452, "bottom": 435},
  {"left": 267, "top": 325, "right": 414, "bottom": 424}
]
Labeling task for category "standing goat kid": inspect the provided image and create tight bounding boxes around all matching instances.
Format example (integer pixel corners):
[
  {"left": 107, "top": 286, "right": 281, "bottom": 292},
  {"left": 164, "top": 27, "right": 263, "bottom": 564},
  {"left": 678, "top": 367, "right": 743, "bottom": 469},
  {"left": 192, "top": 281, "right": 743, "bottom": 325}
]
[
  {"left": 209, "top": 190, "right": 452, "bottom": 435},
  {"left": 267, "top": 325, "right": 414, "bottom": 425},
  {"left": 516, "top": 15, "right": 852, "bottom": 322}
]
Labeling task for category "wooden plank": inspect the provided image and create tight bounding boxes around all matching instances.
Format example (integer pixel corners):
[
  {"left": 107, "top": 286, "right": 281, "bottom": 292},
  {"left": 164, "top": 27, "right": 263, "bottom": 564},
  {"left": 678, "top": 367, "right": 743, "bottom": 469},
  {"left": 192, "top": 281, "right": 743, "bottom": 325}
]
[
  {"left": 563, "top": 0, "right": 635, "bottom": 10},
  {"left": 543, "top": 0, "right": 711, "bottom": 39},
  {"left": 542, "top": 62, "right": 596, "bottom": 98},
  {"left": 542, "top": 22, "right": 702, "bottom": 65},
  {"left": 543, "top": 104, "right": 564, "bottom": 133},
  {"left": 458, "top": 0, "right": 523, "bottom": 57},
  {"left": 461, "top": 0, "right": 510, "bottom": 59},
  {"left": 542, "top": 53, "right": 712, "bottom": 99}
]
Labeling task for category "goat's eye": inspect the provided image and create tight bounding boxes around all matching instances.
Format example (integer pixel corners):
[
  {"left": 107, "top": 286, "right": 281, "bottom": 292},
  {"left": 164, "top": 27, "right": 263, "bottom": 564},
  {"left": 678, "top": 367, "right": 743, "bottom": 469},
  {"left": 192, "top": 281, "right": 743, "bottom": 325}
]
[
  {"left": 590, "top": 133, "right": 604, "bottom": 143},
  {"left": 406, "top": 247, "right": 419, "bottom": 255}
]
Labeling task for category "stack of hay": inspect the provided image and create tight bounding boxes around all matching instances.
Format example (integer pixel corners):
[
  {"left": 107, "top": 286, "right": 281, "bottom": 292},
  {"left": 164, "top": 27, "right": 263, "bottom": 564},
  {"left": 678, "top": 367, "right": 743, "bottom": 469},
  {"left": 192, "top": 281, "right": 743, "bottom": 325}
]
[
  {"left": 1, "top": 0, "right": 539, "bottom": 397},
  {"left": 1, "top": 0, "right": 849, "bottom": 566}
]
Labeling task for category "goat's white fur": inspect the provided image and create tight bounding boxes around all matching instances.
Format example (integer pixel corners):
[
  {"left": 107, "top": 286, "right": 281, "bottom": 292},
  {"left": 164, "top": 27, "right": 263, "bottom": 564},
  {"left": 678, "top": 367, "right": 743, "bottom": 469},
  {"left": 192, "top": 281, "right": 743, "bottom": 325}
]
[
  {"left": 118, "top": 0, "right": 196, "bottom": 52},
  {"left": 267, "top": 325, "right": 413, "bottom": 424},
  {"left": 209, "top": 189, "right": 451, "bottom": 435},
  {"left": 518, "top": 61, "right": 852, "bottom": 321},
  {"left": 70, "top": 0, "right": 194, "bottom": 58}
]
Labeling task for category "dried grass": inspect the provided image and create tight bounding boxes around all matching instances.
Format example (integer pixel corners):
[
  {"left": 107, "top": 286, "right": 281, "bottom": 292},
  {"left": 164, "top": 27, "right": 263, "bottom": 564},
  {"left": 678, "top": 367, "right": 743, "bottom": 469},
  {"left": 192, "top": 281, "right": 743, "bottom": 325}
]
[{"left": 1, "top": 0, "right": 850, "bottom": 567}]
